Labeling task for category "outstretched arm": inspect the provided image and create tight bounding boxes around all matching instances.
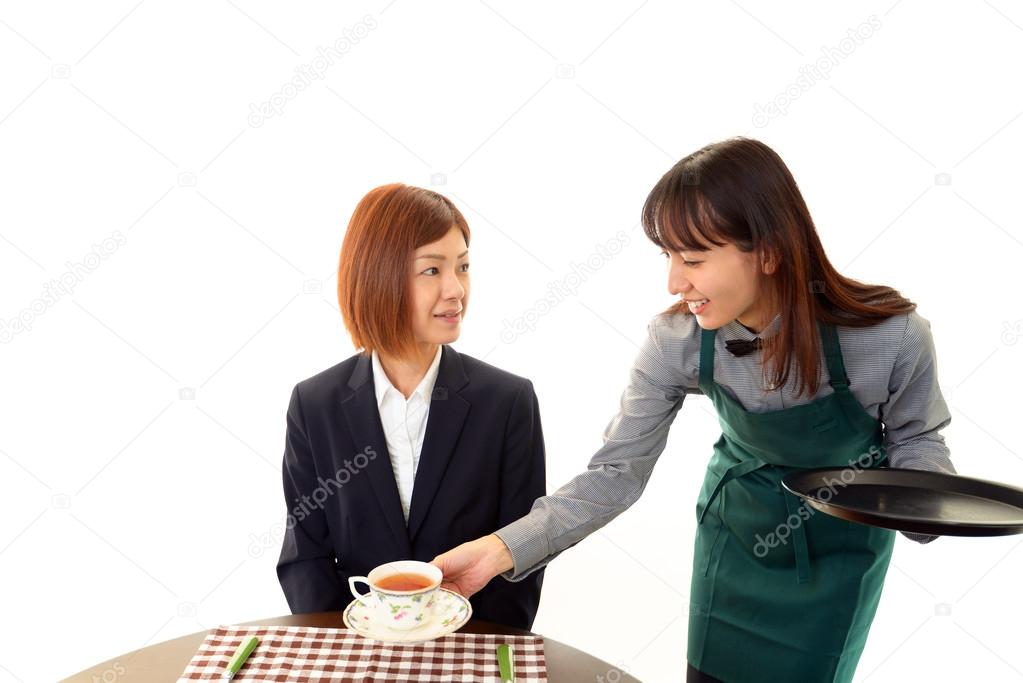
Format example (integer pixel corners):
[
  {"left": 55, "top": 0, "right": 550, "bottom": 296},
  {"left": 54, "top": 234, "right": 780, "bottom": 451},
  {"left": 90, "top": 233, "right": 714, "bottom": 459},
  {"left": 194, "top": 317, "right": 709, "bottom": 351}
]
[{"left": 433, "top": 319, "right": 690, "bottom": 594}]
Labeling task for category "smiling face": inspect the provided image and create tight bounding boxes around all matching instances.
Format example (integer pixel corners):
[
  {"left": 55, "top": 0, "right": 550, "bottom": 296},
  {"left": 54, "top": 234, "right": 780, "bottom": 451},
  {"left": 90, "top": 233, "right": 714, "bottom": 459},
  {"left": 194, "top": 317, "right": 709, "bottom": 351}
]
[
  {"left": 409, "top": 226, "right": 470, "bottom": 348},
  {"left": 663, "top": 242, "right": 776, "bottom": 332}
]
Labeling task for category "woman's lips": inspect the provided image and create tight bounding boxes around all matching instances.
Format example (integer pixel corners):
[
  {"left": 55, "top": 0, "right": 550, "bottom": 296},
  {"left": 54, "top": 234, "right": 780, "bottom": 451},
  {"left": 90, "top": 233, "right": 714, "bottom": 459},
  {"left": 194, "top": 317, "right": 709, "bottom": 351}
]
[
  {"left": 434, "top": 312, "right": 461, "bottom": 324},
  {"left": 687, "top": 299, "right": 709, "bottom": 314}
]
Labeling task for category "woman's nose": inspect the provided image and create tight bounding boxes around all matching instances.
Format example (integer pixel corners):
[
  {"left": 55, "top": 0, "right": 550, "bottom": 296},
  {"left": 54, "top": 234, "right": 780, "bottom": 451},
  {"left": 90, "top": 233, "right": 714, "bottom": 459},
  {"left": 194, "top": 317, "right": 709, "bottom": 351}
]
[
  {"left": 667, "top": 266, "right": 689, "bottom": 296},
  {"left": 443, "top": 271, "right": 465, "bottom": 300}
]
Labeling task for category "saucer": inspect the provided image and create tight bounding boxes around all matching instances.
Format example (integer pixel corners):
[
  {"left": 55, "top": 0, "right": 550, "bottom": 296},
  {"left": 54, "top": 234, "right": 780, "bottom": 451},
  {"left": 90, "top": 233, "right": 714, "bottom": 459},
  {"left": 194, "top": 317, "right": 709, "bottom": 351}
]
[{"left": 343, "top": 588, "right": 473, "bottom": 643}]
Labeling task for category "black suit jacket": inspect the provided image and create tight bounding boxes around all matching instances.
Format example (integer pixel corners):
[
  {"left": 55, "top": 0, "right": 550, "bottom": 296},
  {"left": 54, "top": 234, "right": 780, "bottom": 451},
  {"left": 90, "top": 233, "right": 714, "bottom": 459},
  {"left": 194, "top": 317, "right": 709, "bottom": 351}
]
[{"left": 276, "top": 345, "right": 546, "bottom": 630}]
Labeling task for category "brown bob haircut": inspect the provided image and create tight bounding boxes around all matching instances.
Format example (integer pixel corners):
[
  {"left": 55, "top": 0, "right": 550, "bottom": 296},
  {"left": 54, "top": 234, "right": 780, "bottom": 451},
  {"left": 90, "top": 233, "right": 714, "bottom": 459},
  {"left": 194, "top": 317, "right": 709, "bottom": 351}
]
[
  {"left": 337, "top": 183, "right": 470, "bottom": 359},
  {"left": 642, "top": 137, "right": 916, "bottom": 399}
]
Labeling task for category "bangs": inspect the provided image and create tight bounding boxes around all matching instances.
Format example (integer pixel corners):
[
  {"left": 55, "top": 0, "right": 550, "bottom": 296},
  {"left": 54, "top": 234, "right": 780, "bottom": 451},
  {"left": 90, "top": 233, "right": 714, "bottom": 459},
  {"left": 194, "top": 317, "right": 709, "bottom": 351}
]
[
  {"left": 411, "top": 188, "right": 471, "bottom": 249},
  {"left": 642, "top": 166, "right": 728, "bottom": 253}
]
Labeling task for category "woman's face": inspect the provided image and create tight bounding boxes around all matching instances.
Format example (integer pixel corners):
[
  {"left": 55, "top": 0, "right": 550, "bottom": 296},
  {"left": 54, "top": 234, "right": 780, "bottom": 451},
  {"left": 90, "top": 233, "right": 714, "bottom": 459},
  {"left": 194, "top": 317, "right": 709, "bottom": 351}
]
[
  {"left": 410, "top": 226, "right": 470, "bottom": 347},
  {"left": 663, "top": 242, "right": 775, "bottom": 331}
]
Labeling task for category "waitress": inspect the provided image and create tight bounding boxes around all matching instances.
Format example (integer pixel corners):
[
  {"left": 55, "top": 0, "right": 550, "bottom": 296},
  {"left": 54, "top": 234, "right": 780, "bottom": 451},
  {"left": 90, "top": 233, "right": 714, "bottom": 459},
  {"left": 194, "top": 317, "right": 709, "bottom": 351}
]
[{"left": 431, "top": 137, "right": 955, "bottom": 682}]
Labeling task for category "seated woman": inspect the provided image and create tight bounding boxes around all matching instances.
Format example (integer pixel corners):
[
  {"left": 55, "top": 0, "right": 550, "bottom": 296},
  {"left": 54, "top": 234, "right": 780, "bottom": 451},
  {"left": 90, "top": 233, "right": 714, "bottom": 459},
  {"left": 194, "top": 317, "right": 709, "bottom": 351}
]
[{"left": 276, "top": 183, "right": 546, "bottom": 629}]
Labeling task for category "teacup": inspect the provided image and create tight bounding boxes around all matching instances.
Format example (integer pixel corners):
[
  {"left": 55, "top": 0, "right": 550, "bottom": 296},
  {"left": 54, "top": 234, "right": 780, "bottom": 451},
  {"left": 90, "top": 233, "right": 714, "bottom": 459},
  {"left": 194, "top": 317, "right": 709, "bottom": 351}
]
[{"left": 348, "top": 560, "right": 443, "bottom": 631}]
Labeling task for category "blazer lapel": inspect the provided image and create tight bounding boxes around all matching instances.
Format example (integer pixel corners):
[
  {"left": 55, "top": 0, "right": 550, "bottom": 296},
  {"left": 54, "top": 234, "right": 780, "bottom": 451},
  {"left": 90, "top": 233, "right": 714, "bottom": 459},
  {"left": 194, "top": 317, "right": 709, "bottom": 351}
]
[
  {"left": 339, "top": 354, "right": 413, "bottom": 559},
  {"left": 407, "top": 345, "right": 470, "bottom": 543}
]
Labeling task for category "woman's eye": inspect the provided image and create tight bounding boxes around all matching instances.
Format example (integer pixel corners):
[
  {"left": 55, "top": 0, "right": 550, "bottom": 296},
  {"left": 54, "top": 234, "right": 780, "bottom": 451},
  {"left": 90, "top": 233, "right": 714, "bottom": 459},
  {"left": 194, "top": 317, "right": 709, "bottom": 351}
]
[
  {"left": 422, "top": 267, "right": 439, "bottom": 276},
  {"left": 682, "top": 260, "right": 702, "bottom": 266},
  {"left": 460, "top": 262, "right": 470, "bottom": 272},
  {"left": 659, "top": 250, "right": 669, "bottom": 258}
]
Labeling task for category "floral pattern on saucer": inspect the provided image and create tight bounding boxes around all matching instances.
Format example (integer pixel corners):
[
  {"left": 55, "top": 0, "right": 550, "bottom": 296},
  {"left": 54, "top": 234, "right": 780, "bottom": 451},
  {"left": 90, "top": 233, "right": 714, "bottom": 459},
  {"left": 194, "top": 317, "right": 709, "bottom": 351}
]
[
  {"left": 343, "top": 588, "right": 472, "bottom": 643},
  {"left": 374, "top": 591, "right": 437, "bottom": 624}
]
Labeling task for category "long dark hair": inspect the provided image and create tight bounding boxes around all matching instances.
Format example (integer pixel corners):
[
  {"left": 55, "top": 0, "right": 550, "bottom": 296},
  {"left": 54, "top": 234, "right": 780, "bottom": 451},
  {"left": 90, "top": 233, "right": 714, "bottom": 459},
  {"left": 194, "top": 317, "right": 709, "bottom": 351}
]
[{"left": 641, "top": 137, "right": 916, "bottom": 398}]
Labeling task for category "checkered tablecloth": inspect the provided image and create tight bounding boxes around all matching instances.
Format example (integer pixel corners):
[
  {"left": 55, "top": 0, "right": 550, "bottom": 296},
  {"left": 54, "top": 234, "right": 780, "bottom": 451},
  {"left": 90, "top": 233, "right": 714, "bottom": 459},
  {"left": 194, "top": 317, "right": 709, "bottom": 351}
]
[{"left": 177, "top": 625, "right": 548, "bottom": 681}]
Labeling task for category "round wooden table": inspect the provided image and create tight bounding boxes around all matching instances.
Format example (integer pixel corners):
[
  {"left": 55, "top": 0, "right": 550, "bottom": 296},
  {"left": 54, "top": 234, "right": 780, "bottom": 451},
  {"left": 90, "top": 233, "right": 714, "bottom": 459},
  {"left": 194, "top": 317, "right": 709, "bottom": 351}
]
[{"left": 61, "top": 612, "right": 643, "bottom": 682}]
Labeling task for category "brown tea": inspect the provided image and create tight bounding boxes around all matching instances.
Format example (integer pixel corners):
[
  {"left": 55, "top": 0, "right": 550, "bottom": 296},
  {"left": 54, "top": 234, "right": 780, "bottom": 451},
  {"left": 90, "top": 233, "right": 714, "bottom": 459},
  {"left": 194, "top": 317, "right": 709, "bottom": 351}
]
[{"left": 375, "top": 573, "right": 435, "bottom": 592}]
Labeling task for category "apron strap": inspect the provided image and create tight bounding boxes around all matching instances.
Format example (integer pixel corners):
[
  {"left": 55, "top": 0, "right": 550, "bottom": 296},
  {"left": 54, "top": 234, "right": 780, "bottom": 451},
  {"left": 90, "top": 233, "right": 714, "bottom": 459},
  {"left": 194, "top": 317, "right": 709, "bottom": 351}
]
[
  {"left": 698, "top": 326, "right": 716, "bottom": 393},
  {"left": 697, "top": 458, "right": 766, "bottom": 525},
  {"left": 782, "top": 487, "right": 812, "bottom": 584},
  {"left": 818, "top": 321, "right": 850, "bottom": 390},
  {"left": 697, "top": 458, "right": 766, "bottom": 578},
  {"left": 699, "top": 458, "right": 814, "bottom": 585}
]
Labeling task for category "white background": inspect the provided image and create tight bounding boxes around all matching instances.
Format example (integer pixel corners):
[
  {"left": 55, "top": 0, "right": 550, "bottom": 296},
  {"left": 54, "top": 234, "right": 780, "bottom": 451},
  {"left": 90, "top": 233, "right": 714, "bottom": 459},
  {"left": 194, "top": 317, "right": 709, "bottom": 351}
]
[{"left": 3, "top": 1, "right": 1023, "bottom": 681}]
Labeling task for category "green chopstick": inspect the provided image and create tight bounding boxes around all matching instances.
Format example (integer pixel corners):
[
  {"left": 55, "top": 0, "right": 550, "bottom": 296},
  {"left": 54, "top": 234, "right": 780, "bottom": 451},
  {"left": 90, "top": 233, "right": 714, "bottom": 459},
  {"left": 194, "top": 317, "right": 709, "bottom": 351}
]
[
  {"left": 496, "top": 643, "right": 515, "bottom": 683},
  {"left": 222, "top": 635, "right": 259, "bottom": 680}
]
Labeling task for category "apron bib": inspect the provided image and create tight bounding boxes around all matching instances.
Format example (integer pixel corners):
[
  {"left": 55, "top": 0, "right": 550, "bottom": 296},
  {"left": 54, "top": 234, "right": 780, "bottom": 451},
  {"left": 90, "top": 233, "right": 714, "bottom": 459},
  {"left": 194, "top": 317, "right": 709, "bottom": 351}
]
[{"left": 688, "top": 321, "right": 895, "bottom": 683}]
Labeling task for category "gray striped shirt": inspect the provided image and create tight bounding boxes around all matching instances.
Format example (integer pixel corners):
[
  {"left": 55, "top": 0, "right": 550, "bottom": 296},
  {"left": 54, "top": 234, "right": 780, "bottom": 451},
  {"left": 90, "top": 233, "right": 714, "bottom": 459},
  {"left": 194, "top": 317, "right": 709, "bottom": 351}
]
[{"left": 495, "top": 310, "right": 954, "bottom": 582}]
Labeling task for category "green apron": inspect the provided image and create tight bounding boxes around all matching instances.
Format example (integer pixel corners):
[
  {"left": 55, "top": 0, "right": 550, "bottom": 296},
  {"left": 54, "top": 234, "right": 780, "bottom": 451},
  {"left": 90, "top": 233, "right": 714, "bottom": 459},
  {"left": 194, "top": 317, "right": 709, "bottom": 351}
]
[{"left": 688, "top": 321, "right": 895, "bottom": 682}]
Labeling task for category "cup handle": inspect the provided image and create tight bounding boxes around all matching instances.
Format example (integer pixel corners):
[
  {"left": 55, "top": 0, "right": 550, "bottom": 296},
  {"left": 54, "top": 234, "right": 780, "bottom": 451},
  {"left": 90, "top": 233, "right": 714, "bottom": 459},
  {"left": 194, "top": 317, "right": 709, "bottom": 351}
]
[{"left": 348, "top": 576, "right": 373, "bottom": 607}]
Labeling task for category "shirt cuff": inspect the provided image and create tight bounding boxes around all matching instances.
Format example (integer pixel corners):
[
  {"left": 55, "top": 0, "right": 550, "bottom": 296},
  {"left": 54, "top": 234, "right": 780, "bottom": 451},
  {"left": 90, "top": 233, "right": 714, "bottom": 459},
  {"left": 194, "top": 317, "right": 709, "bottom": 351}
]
[
  {"left": 901, "top": 530, "right": 939, "bottom": 544},
  {"left": 888, "top": 457, "right": 948, "bottom": 543},
  {"left": 493, "top": 515, "right": 549, "bottom": 583}
]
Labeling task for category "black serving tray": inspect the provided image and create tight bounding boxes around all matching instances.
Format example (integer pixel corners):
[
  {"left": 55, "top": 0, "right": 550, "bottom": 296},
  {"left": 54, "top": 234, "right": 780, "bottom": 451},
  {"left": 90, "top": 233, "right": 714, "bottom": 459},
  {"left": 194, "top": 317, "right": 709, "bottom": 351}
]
[{"left": 781, "top": 468, "right": 1023, "bottom": 536}]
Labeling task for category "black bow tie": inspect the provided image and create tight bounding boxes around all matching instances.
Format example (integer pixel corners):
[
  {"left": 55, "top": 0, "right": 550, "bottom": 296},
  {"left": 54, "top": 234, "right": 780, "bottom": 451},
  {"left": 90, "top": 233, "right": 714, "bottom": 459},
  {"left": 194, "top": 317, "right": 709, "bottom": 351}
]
[{"left": 725, "top": 337, "right": 763, "bottom": 357}]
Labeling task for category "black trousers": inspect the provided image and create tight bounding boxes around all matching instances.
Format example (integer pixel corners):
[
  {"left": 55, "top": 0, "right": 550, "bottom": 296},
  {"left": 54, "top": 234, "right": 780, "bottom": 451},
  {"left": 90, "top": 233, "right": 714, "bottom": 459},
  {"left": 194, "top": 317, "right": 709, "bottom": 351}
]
[{"left": 686, "top": 663, "right": 725, "bottom": 682}]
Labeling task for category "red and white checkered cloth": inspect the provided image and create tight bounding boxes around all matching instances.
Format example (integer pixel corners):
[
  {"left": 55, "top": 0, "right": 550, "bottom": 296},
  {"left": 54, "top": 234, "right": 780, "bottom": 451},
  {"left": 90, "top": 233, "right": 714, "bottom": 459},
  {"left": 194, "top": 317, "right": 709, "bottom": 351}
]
[{"left": 177, "top": 625, "right": 548, "bottom": 682}]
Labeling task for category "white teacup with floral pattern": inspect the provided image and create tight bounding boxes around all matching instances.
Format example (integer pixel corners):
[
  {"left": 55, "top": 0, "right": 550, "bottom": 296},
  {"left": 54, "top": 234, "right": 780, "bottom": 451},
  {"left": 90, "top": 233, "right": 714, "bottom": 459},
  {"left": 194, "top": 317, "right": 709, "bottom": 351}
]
[{"left": 348, "top": 560, "right": 443, "bottom": 631}]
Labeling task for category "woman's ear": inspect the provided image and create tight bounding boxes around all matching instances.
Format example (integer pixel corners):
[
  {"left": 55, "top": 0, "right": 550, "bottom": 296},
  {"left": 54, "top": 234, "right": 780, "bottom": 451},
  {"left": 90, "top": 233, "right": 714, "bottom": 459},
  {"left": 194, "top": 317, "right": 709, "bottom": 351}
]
[{"left": 758, "top": 247, "right": 779, "bottom": 275}]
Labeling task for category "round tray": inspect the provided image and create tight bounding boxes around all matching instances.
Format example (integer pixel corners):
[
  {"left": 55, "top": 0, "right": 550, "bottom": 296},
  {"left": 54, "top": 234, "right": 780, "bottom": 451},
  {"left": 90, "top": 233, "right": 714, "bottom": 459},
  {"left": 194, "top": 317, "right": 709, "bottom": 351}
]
[{"left": 781, "top": 467, "right": 1023, "bottom": 536}]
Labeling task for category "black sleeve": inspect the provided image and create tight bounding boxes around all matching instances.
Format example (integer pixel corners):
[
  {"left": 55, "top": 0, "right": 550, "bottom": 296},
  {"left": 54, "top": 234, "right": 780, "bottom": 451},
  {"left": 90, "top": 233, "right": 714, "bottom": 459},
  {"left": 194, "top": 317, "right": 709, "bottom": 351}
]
[
  {"left": 275, "top": 384, "right": 346, "bottom": 613},
  {"left": 498, "top": 380, "right": 547, "bottom": 528},
  {"left": 472, "top": 380, "right": 547, "bottom": 629}
]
